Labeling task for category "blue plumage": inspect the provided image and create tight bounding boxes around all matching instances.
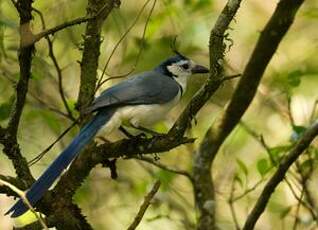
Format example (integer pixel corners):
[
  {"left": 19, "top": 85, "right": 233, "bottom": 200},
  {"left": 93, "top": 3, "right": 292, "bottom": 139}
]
[{"left": 6, "top": 109, "right": 115, "bottom": 217}]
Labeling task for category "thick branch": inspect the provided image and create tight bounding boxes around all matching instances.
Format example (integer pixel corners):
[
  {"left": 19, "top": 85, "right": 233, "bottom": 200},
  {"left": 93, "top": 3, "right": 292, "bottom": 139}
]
[
  {"left": 202, "top": 0, "right": 306, "bottom": 165},
  {"left": 3, "top": 0, "right": 34, "bottom": 183},
  {"left": 193, "top": 1, "right": 305, "bottom": 228},
  {"left": 243, "top": 121, "right": 318, "bottom": 230},
  {"left": 191, "top": 1, "right": 242, "bottom": 229},
  {"left": 54, "top": 135, "right": 194, "bottom": 200},
  {"left": 77, "top": 0, "right": 120, "bottom": 118}
]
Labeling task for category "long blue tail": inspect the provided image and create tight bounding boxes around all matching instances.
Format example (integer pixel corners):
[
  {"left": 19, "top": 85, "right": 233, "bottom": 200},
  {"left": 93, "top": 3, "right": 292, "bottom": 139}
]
[{"left": 6, "top": 109, "right": 115, "bottom": 217}]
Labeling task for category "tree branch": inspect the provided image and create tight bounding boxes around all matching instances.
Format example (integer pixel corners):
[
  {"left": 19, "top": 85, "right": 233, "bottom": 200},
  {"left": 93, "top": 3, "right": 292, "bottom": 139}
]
[
  {"left": 193, "top": 0, "right": 305, "bottom": 228},
  {"left": 0, "top": 178, "right": 48, "bottom": 229},
  {"left": 190, "top": 1, "right": 242, "bottom": 229},
  {"left": 77, "top": 0, "right": 121, "bottom": 119},
  {"left": 53, "top": 135, "right": 194, "bottom": 201},
  {"left": 127, "top": 180, "right": 161, "bottom": 230},
  {"left": 21, "top": 2, "right": 120, "bottom": 47},
  {"left": 243, "top": 121, "right": 318, "bottom": 230},
  {"left": 135, "top": 156, "right": 193, "bottom": 181},
  {"left": 2, "top": 0, "right": 34, "bottom": 183},
  {"left": 0, "top": 175, "right": 26, "bottom": 197},
  {"left": 203, "top": 0, "right": 306, "bottom": 166}
]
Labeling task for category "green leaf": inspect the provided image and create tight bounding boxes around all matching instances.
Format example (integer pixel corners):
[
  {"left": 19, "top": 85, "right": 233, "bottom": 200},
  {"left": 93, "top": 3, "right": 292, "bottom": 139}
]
[
  {"left": 257, "top": 158, "right": 270, "bottom": 177},
  {"left": 293, "top": 125, "right": 307, "bottom": 135},
  {"left": 280, "top": 206, "right": 292, "bottom": 218},
  {"left": 0, "top": 96, "right": 14, "bottom": 121},
  {"left": 268, "top": 145, "right": 291, "bottom": 164},
  {"left": 287, "top": 70, "right": 303, "bottom": 87},
  {"left": 154, "top": 170, "right": 175, "bottom": 191},
  {"left": 236, "top": 158, "right": 248, "bottom": 176}
]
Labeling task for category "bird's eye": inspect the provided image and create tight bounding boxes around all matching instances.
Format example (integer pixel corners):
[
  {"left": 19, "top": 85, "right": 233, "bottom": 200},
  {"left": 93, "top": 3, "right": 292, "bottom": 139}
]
[{"left": 181, "top": 63, "right": 189, "bottom": 69}]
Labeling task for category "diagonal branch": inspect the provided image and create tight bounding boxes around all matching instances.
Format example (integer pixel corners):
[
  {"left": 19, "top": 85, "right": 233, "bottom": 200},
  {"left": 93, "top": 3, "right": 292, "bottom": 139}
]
[
  {"left": 21, "top": 2, "right": 120, "bottom": 47},
  {"left": 201, "top": 0, "right": 306, "bottom": 166},
  {"left": 127, "top": 180, "right": 161, "bottom": 230},
  {"left": 243, "top": 121, "right": 318, "bottom": 230}
]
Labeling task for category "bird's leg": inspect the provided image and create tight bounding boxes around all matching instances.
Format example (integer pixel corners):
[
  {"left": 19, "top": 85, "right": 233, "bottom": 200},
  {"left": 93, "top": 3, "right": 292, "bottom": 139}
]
[
  {"left": 119, "top": 126, "right": 146, "bottom": 139},
  {"left": 130, "top": 124, "right": 165, "bottom": 137}
]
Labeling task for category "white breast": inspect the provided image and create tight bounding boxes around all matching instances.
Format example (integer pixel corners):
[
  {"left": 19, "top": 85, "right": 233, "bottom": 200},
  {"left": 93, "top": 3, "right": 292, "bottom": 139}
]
[{"left": 99, "top": 90, "right": 182, "bottom": 134}]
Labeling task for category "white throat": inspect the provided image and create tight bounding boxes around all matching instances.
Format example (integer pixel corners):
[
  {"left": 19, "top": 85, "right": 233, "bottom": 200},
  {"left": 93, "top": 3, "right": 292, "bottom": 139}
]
[
  {"left": 173, "top": 75, "right": 188, "bottom": 93},
  {"left": 166, "top": 64, "right": 191, "bottom": 93}
]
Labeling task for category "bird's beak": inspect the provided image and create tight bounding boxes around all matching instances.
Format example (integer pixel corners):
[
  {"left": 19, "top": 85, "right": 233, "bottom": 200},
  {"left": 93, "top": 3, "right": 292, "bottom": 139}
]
[{"left": 191, "top": 64, "right": 209, "bottom": 74}]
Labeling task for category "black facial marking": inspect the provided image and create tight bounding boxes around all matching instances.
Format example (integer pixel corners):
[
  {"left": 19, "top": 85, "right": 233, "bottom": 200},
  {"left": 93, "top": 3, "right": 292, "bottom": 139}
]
[
  {"left": 154, "top": 54, "right": 189, "bottom": 77},
  {"left": 181, "top": 63, "right": 189, "bottom": 70}
]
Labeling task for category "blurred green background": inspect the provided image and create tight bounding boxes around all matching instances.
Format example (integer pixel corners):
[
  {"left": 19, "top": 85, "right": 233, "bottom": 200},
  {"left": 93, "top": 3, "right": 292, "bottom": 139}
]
[{"left": 0, "top": 0, "right": 317, "bottom": 229}]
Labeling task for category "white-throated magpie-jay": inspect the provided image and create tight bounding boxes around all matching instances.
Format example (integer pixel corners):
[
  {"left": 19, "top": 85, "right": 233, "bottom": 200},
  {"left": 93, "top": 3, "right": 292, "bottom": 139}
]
[{"left": 6, "top": 53, "right": 209, "bottom": 217}]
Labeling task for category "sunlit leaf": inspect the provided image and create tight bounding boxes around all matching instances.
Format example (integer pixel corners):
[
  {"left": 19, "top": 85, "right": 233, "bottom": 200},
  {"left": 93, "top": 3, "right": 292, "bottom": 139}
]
[
  {"left": 268, "top": 145, "right": 291, "bottom": 164},
  {"left": 280, "top": 206, "right": 292, "bottom": 218},
  {"left": 257, "top": 158, "right": 270, "bottom": 177},
  {"left": 154, "top": 170, "right": 175, "bottom": 191},
  {"left": 290, "top": 125, "right": 307, "bottom": 142},
  {"left": 287, "top": 70, "right": 303, "bottom": 87}
]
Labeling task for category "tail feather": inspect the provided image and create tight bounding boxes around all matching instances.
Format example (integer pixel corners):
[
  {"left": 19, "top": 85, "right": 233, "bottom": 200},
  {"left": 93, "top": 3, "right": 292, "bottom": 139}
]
[{"left": 6, "top": 109, "right": 115, "bottom": 217}]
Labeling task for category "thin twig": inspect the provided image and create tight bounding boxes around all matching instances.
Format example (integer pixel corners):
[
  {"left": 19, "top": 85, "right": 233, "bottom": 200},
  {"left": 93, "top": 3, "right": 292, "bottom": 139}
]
[
  {"left": 127, "top": 180, "right": 161, "bottom": 230},
  {"left": 223, "top": 74, "right": 241, "bottom": 81},
  {"left": 96, "top": 0, "right": 157, "bottom": 91},
  {"left": 28, "top": 120, "right": 78, "bottom": 166},
  {"left": 228, "top": 177, "right": 241, "bottom": 230},
  {"left": 0, "top": 179, "right": 48, "bottom": 229},
  {"left": 135, "top": 156, "right": 193, "bottom": 182},
  {"left": 29, "top": 91, "right": 72, "bottom": 120},
  {"left": 33, "top": 8, "right": 76, "bottom": 121},
  {"left": 232, "top": 178, "right": 266, "bottom": 202},
  {"left": 292, "top": 188, "right": 304, "bottom": 230},
  {"left": 22, "top": 4, "right": 113, "bottom": 47}
]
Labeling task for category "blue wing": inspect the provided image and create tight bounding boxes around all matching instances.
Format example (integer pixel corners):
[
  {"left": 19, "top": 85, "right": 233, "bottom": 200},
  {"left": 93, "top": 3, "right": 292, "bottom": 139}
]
[{"left": 85, "top": 71, "right": 180, "bottom": 113}]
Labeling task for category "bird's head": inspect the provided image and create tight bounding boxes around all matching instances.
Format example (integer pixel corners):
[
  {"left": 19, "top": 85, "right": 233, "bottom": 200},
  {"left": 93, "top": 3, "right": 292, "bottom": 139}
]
[{"left": 154, "top": 53, "right": 209, "bottom": 78}]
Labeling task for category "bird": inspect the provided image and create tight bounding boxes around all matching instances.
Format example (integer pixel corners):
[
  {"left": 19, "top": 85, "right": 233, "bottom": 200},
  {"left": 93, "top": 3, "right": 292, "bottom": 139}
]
[{"left": 6, "top": 53, "right": 209, "bottom": 217}]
